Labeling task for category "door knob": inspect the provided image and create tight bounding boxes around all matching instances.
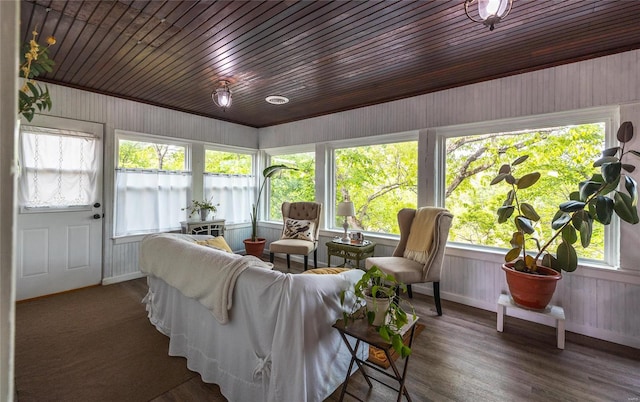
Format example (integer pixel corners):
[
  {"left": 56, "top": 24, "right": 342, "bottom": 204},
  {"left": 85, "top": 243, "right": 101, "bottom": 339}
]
[
  {"left": 94, "top": 202, "right": 101, "bottom": 208},
  {"left": 93, "top": 214, "right": 102, "bottom": 219}
]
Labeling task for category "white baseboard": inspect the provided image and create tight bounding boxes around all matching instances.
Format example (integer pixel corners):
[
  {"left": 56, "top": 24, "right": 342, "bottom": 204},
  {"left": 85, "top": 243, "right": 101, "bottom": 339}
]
[{"left": 102, "top": 271, "right": 146, "bottom": 285}]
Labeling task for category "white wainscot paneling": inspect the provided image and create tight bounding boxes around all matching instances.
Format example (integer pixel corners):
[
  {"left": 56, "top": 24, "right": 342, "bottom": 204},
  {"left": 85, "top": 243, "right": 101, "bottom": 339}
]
[
  {"left": 410, "top": 251, "right": 640, "bottom": 349},
  {"left": 106, "top": 241, "right": 142, "bottom": 284},
  {"left": 596, "top": 280, "right": 640, "bottom": 338},
  {"left": 441, "top": 256, "right": 500, "bottom": 308},
  {"left": 225, "top": 226, "right": 253, "bottom": 253},
  {"left": 104, "top": 226, "right": 253, "bottom": 285}
]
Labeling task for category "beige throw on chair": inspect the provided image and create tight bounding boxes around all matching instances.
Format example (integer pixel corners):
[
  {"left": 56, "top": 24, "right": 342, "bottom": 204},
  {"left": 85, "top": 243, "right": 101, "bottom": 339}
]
[
  {"left": 365, "top": 207, "right": 453, "bottom": 315},
  {"left": 403, "top": 207, "right": 448, "bottom": 264}
]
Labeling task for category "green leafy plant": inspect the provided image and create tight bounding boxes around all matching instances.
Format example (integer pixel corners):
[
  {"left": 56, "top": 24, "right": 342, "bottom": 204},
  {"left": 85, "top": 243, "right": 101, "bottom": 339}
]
[
  {"left": 249, "top": 164, "right": 297, "bottom": 241},
  {"left": 19, "top": 27, "right": 56, "bottom": 122},
  {"left": 491, "top": 121, "right": 639, "bottom": 273},
  {"left": 340, "top": 265, "right": 416, "bottom": 357},
  {"left": 183, "top": 197, "right": 219, "bottom": 216}
]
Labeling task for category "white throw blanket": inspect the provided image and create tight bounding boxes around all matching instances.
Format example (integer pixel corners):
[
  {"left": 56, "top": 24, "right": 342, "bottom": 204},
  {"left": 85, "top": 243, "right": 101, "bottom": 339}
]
[{"left": 140, "top": 233, "right": 271, "bottom": 324}]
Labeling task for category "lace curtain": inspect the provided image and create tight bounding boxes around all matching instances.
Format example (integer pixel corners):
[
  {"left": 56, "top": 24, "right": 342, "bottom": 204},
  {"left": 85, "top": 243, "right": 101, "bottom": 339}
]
[
  {"left": 204, "top": 174, "right": 253, "bottom": 224},
  {"left": 19, "top": 126, "right": 99, "bottom": 208},
  {"left": 115, "top": 169, "right": 191, "bottom": 236}
]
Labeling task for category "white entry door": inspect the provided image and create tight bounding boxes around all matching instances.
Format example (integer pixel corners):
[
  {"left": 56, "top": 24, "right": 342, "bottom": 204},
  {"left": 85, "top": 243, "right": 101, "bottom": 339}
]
[{"left": 16, "top": 116, "right": 103, "bottom": 301}]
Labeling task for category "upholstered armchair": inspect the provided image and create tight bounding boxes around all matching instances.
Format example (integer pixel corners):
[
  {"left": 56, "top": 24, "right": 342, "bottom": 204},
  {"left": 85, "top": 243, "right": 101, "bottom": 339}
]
[
  {"left": 269, "top": 202, "right": 322, "bottom": 271},
  {"left": 365, "top": 207, "right": 453, "bottom": 315}
]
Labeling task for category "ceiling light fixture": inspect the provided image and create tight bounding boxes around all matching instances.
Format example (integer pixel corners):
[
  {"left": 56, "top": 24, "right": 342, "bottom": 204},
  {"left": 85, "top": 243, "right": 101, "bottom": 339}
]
[
  {"left": 464, "top": 0, "right": 513, "bottom": 31},
  {"left": 265, "top": 95, "right": 289, "bottom": 105},
  {"left": 212, "top": 80, "right": 232, "bottom": 111}
]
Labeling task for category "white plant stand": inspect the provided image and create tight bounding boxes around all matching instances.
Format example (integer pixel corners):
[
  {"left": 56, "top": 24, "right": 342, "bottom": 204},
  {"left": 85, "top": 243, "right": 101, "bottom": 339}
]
[{"left": 496, "top": 293, "right": 566, "bottom": 349}]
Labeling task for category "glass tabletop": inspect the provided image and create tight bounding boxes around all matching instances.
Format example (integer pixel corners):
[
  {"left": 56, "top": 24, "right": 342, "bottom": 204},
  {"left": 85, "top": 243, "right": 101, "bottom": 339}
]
[{"left": 330, "top": 238, "right": 373, "bottom": 247}]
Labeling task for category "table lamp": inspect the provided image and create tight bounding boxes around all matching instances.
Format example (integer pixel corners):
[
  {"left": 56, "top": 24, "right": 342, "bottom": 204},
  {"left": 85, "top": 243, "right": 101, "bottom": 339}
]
[{"left": 337, "top": 201, "right": 355, "bottom": 241}]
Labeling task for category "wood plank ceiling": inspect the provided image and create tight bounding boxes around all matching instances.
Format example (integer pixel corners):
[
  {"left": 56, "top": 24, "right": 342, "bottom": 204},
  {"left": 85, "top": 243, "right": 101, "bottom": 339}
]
[{"left": 20, "top": 0, "right": 640, "bottom": 128}]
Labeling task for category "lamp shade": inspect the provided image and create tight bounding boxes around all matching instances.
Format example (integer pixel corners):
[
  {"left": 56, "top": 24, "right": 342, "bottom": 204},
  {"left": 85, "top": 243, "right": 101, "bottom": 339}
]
[
  {"left": 337, "top": 201, "right": 355, "bottom": 217},
  {"left": 464, "top": 0, "right": 513, "bottom": 31},
  {"left": 478, "top": 0, "right": 508, "bottom": 20},
  {"left": 212, "top": 81, "right": 232, "bottom": 109}
]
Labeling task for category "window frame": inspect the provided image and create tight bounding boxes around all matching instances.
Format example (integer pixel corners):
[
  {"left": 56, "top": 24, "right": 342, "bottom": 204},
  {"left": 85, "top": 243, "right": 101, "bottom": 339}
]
[
  {"left": 113, "top": 130, "right": 192, "bottom": 238},
  {"left": 203, "top": 145, "right": 255, "bottom": 175},
  {"left": 19, "top": 125, "right": 101, "bottom": 212},
  {"left": 328, "top": 131, "right": 419, "bottom": 235},
  {"left": 264, "top": 145, "right": 316, "bottom": 223},
  {"left": 203, "top": 144, "right": 257, "bottom": 224},
  {"left": 115, "top": 130, "right": 191, "bottom": 171},
  {"left": 433, "top": 106, "right": 620, "bottom": 269}
]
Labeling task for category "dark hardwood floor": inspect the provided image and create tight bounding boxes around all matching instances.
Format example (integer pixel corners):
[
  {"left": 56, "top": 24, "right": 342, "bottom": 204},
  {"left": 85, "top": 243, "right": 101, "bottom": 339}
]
[{"left": 147, "top": 257, "right": 640, "bottom": 402}]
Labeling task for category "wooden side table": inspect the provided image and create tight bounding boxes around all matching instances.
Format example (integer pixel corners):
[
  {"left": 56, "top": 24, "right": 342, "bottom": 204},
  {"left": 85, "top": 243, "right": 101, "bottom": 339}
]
[
  {"left": 180, "top": 219, "right": 225, "bottom": 237},
  {"left": 332, "top": 314, "right": 419, "bottom": 402},
  {"left": 326, "top": 239, "right": 376, "bottom": 268}
]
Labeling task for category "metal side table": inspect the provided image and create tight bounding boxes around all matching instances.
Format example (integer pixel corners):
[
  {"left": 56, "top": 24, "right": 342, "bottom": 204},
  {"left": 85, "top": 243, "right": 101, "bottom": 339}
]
[{"left": 332, "top": 314, "right": 419, "bottom": 402}]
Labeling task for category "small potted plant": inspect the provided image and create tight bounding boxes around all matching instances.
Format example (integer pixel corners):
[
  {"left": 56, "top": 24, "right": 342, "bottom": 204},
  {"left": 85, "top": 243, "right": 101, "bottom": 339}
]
[
  {"left": 491, "top": 121, "right": 639, "bottom": 310},
  {"left": 340, "top": 265, "right": 416, "bottom": 357},
  {"left": 183, "top": 197, "right": 219, "bottom": 221},
  {"left": 243, "top": 164, "right": 297, "bottom": 256}
]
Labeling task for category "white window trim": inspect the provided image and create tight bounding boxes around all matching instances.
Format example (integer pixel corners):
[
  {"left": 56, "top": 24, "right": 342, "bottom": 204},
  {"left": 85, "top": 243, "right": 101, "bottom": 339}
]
[
  {"left": 203, "top": 146, "right": 256, "bottom": 225},
  {"left": 434, "top": 106, "right": 621, "bottom": 269},
  {"left": 113, "top": 130, "right": 193, "bottom": 238},
  {"left": 264, "top": 147, "right": 316, "bottom": 223},
  {"left": 327, "top": 131, "right": 419, "bottom": 233},
  {"left": 19, "top": 119, "right": 103, "bottom": 213},
  {"left": 204, "top": 143, "right": 257, "bottom": 158},
  {"left": 114, "top": 129, "right": 192, "bottom": 171}
]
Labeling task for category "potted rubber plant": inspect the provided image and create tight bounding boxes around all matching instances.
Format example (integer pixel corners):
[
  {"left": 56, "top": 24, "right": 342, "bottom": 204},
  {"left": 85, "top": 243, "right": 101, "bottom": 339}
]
[
  {"left": 491, "top": 121, "right": 639, "bottom": 310},
  {"left": 340, "top": 265, "right": 416, "bottom": 357},
  {"left": 243, "top": 164, "right": 297, "bottom": 257}
]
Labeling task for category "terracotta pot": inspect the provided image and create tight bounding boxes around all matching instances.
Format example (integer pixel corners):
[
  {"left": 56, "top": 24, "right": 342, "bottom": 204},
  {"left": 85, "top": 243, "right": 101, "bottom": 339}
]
[
  {"left": 502, "top": 263, "right": 562, "bottom": 311},
  {"left": 243, "top": 238, "right": 266, "bottom": 257}
]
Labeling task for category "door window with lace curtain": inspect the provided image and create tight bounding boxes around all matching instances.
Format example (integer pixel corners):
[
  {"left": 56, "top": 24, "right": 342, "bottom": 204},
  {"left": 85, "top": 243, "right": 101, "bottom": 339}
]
[{"left": 19, "top": 125, "right": 99, "bottom": 210}]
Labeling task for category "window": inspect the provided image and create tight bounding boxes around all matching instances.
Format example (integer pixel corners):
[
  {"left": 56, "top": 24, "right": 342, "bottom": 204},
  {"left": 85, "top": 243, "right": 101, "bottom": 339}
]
[
  {"left": 19, "top": 126, "right": 99, "bottom": 209},
  {"left": 114, "top": 134, "right": 190, "bottom": 236},
  {"left": 269, "top": 152, "right": 315, "bottom": 221},
  {"left": 203, "top": 149, "right": 253, "bottom": 224},
  {"left": 334, "top": 141, "right": 418, "bottom": 234},
  {"left": 443, "top": 121, "right": 610, "bottom": 263}
]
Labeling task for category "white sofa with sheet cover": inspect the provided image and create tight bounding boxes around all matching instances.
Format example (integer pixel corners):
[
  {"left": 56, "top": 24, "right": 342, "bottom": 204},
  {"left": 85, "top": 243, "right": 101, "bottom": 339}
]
[{"left": 139, "top": 233, "right": 366, "bottom": 402}]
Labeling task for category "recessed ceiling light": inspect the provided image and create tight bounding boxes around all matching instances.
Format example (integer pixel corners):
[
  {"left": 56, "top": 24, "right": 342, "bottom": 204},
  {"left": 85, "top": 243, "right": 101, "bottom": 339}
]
[{"left": 265, "top": 95, "right": 289, "bottom": 105}]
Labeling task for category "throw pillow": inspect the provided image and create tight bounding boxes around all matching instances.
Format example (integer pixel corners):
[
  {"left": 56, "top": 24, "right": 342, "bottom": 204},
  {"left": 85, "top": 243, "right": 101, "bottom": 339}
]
[
  {"left": 282, "top": 218, "right": 315, "bottom": 242},
  {"left": 195, "top": 236, "right": 233, "bottom": 253}
]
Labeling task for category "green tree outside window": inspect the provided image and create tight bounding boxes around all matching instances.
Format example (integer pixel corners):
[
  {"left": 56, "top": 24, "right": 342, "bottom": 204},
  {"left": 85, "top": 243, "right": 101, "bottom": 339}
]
[
  {"left": 269, "top": 153, "right": 315, "bottom": 220},
  {"left": 445, "top": 123, "right": 605, "bottom": 260},
  {"left": 335, "top": 141, "right": 418, "bottom": 234}
]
